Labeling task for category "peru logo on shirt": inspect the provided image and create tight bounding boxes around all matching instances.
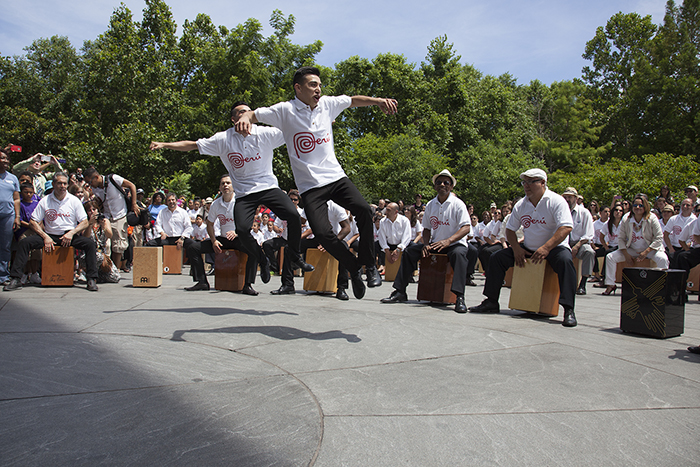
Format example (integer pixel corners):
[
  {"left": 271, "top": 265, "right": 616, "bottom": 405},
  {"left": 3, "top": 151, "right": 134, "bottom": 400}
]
[
  {"left": 45, "top": 209, "right": 70, "bottom": 222},
  {"left": 430, "top": 216, "right": 450, "bottom": 230},
  {"left": 217, "top": 214, "right": 233, "bottom": 226},
  {"left": 521, "top": 215, "right": 546, "bottom": 229},
  {"left": 227, "top": 152, "right": 261, "bottom": 169},
  {"left": 631, "top": 231, "right": 644, "bottom": 243},
  {"left": 672, "top": 225, "right": 682, "bottom": 235},
  {"left": 292, "top": 132, "right": 331, "bottom": 158}
]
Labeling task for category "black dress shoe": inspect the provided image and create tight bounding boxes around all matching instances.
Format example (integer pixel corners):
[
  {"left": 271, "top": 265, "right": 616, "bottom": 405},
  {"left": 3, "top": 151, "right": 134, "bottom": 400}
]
[
  {"left": 688, "top": 346, "right": 700, "bottom": 355},
  {"left": 241, "top": 284, "right": 259, "bottom": 296},
  {"left": 576, "top": 286, "right": 587, "bottom": 295},
  {"left": 380, "top": 290, "right": 407, "bottom": 303},
  {"left": 366, "top": 266, "right": 382, "bottom": 288},
  {"left": 351, "top": 270, "right": 366, "bottom": 299},
  {"left": 87, "top": 279, "right": 99, "bottom": 292},
  {"left": 454, "top": 296, "right": 467, "bottom": 313},
  {"left": 335, "top": 288, "right": 349, "bottom": 301},
  {"left": 3, "top": 278, "right": 22, "bottom": 291},
  {"left": 562, "top": 308, "right": 577, "bottom": 327},
  {"left": 468, "top": 299, "right": 500, "bottom": 313},
  {"left": 271, "top": 284, "right": 295, "bottom": 295},
  {"left": 260, "top": 258, "right": 271, "bottom": 284},
  {"left": 185, "top": 282, "right": 210, "bottom": 291},
  {"left": 466, "top": 278, "right": 477, "bottom": 287},
  {"left": 291, "top": 259, "right": 315, "bottom": 272}
]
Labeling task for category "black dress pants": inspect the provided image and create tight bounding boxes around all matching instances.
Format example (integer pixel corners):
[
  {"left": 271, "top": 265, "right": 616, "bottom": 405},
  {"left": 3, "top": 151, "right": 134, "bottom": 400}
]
[
  {"left": 186, "top": 237, "right": 257, "bottom": 285},
  {"left": 393, "top": 242, "right": 469, "bottom": 297},
  {"left": 302, "top": 177, "right": 374, "bottom": 276}
]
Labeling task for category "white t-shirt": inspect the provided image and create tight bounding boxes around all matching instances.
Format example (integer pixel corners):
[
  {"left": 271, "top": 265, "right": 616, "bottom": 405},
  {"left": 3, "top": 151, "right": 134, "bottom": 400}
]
[
  {"left": 664, "top": 213, "right": 697, "bottom": 248},
  {"left": 255, "top": 96, "right": 351, "bottom": 193},
  {"left": 328, "top": 201, "right": 349, "bottom": 236},
  {"left": 251, "top": 229, "right": 265, "bottom": 246},
  {"left": 507, "top": 189, "right": 573, "bottom": 252},
  {"left": 411, "top": 222, "right": 422, "bottom": 242},
  {"left": 263, "top": 224, "right": 277, "bottom": 241},
  {"left": 196, "top": 126, "right": 285, "bottom": 198},
  {"left": 689, "top": 217, "right": 700, "bottom": 249},
  {"left": 593, "top": 218, "right": 607, "bottom": 245},
  {"left": 422, "top": 195, "right": 470, "bottom": 246},
  {"left": 207, "top": 196, "right": 236, "bottom": 236},
  {"left": 192, "top": 223, "right": 209, "bottom": 241},
  {"left": 629, "top": 218, "right": 647, "bottom": 251},
  {"left": 604, "top": 221, "right": 620, "bottom": 248},
  {"left": 32, "top": 192, "right": 87, "bottom": 235},
  {"left": 273, "top": 216, "right": 288, "bottom": 241},
  {"left": 378, "top": 214, "right": 412, "bottom": 250},
  {"left": 93, "top": 174, "right": 127, "bottom": 221},
  {"left": 155, "top": 206, "right": 193, "bottom": 238}
]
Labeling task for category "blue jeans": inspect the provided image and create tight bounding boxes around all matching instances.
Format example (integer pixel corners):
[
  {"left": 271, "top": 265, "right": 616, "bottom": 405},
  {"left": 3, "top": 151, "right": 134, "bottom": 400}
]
[{"left": 0, "top": 214, "right": 14, "bottom": 281}]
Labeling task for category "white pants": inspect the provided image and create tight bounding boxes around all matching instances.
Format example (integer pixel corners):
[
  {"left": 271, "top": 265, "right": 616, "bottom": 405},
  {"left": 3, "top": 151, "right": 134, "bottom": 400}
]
[{"left": 604, "top": 248, "right": 669, "bottom": 285}]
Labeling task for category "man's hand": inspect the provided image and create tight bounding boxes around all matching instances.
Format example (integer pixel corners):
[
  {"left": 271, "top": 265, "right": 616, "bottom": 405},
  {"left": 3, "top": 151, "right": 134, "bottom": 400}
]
[
  {"left": 571, "top": 245, "right": 580, "bottom": 257},
  {"left": 636, "top": 250, "right": 649, "bottom": 262},
  {"left": 389, "top": 249, "right": 400, "bottom": 263},
  {"left": 150, "top": 142, "right": 165, "bottom": 150},
  {"left": 60, "top": 232, "right": 73, "bottom": 248},
  {"left": 211, "top": 238, "right": 223, "bottom": 254},
  {"left": 429, "top": 239, "right": 451, "bottom": 252},
  {"left": 43, "top": 236, "right": 56, "bottom": 252},
  {"left": 512, "top": 244, "right": 528, "bottom": 268},
  {"left": 530, "top": 244, "right": 551, "bottom": 264},
  {"left": 176, "top": 238, "right": 184, "bottom": 250},
  {"left": 317, "top": 244, "right": 326, "bottom": 253},
  {"left": 160, "top": 232, "right": 167, "bottom": 240},
  {"left": 421, "top": 244, "right": 432, "bottom": 258},
  {"left": 13, "top": 217, "right": 20, "bottom": 231},
  {"left": 132, "top": 204, "right": 140, "bottom": 215},
  {"left": 378, "top": 98, "right": 398, "bottom": 115},
  {"left": 234, "top": 115, "right": 253, "bottom": 136},
  {"left": 225, "top": 231, "right": 237, "bottom": 241}
]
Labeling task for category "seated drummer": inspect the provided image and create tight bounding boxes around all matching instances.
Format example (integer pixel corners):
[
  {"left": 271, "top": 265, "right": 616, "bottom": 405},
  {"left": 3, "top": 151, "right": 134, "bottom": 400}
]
[
  {"left": 468, "top": 168, "right": 578, "bottom": 327},
  {"left": 380, "top": 169, "right": 471, "bottom": 313}
]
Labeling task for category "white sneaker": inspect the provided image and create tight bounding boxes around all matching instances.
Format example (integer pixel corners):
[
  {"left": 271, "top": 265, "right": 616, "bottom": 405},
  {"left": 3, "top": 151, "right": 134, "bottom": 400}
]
[
  {"left": 20, "top": 273, "right": 28, "bottom": 285},
  {"left": 30, "top": 272, "right": 42, "bottom": 284}
]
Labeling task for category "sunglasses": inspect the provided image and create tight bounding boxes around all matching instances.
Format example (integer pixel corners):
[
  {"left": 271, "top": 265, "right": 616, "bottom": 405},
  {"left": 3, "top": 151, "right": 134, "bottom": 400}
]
[{"left": 632, "top": 203, "right": 644, "bottom": 208}]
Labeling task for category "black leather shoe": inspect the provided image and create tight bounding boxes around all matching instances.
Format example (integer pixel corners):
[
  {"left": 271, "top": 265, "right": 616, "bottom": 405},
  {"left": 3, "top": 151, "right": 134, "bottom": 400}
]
[
  {"left": 466, "top": 278, "right": 477, "bottom": 287},
  {"left": 351, "top": 270, "right": 366, "bottom": 299},
  {"left": 576, "top": 286, "right": 586, "bottom": 295},
  {"left": 366, "top": 266, "right": 382, "bottom": 287},
  {"left": 291, "top": 258, "right": 315, "bottom": 272},
  {"left": 563, "top": 308, "right": 577, "bottom": 327},
  {"left": 260, "top": 258, "right": 271, "bottom": 284},
  {"left": 271, "top": 285, "right": 295, "bottom": 295},
  {"left": 335, "top": 288, "right": 349, "bottom": 301},
  {"left": 454, "top": 296, "right": 467, "bottom": 313},
  {"left": 468, "top": 299, "right": 500, "bottom": 313},
  {"left": 688, "top": 346, "right": 700, "bottom": 355},
  {"left": 185, "top": 282, "right": 210, "bottom": 291},
  {"left": 380, "top": 290, "right": 407, "bottom": 303},
  {"left": 87, "top": 279, "right": 98, "bottom": 292},
  {"left": 242, "top": 284, "right": 259, "bottom": 296},
  {"left": 3, "top": 278, "right": 22, "bottom": 291}
]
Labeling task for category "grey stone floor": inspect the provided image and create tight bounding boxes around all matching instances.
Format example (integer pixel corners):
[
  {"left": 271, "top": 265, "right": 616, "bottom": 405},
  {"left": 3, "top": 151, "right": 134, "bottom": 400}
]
[{"left": 1, "top": 269, "right": 699, "bottom": 466}]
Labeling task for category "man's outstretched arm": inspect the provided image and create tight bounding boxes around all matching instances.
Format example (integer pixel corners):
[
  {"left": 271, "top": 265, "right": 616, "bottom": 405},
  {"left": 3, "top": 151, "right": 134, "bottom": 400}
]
[
  {"left": 150, "top": 141, "right": 198, "bottom": 151},
  {"left": 350, "top": 96, "right": 398, "bottom": 115}
]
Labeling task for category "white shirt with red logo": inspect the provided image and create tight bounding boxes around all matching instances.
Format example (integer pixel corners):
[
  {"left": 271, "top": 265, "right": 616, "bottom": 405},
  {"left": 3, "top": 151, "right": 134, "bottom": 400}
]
[
  {"left": 207, "top": 196, "right": 236, "bottom": 236},
  {"left": 31, "top": 192, "right": 87, "bottom": 235},
  {"left": 663, "top": 213, "right": 696, "bottom": 248},
  {"left": 196, "top": 125, "right": 285, "bottom": 198},
  {"left": 507, "top": 189, "right": 573, "bottom": 252},
  {"left": 255, "top": 96, "right": 351, "bottom": 194},
  {"left": 421, "top": 194, "right": 470, "bottom": 246},
  {"left": 629, "top": 218, "right": 647, "bottom": 251},
  {"left": 689, "top": 217, "right": 700, "bottom": 248}
]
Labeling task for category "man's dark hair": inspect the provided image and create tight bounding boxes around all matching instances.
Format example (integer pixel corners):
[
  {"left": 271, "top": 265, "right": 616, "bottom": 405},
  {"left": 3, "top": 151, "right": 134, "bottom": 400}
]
[
  {"left": 20, "top": 182, "right": 34, "bottom": 191},
  {"left": 288, "top": 188, "right": 299, "bottom": 197},
  {"left": 230, "top": 101, "right": 249, "bottom": 118},
  {"left": 293, "top": 66, "right": 320, "bottom": 87},
  {"left": 19, "top": 170, "right": 34, "bottom": 180},
  {"left": 220, "top": 173, "right": 231, "bottom": 182},
  {"left": 83, "top": 166, "right": 99, "bottom": 180}
]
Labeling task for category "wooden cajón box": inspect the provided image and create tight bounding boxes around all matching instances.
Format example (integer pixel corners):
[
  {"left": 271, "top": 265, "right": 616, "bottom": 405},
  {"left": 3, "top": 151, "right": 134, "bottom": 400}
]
[
  {"left": 215, "top": 249, "right": 247, "bottom": 292},
  {"left": 42, "top": 247, "right": 74, "bottom": 286},
  {"left": 417, "top": 254, "right": 456, "bottom": 304},
  {"left": 303, "top": 248, "right": 339, "bottom": 293},
  {"left": 133, "top": 247, "right": 163, "bottom": 287},
  {"left": 384, "top": 250, "right": 402, "bottom": 282},
  {"left": 162, "top": 244, "right": 182, "bottom": 275},
  {"left": 508, "top": 260, "right": 560, "bottom": 316}
]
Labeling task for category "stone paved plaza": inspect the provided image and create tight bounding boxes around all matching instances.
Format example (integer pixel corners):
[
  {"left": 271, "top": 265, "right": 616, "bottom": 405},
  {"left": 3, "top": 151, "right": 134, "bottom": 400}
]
[{"left": 1, "top": 268, "right": 699, "bottom": 466}]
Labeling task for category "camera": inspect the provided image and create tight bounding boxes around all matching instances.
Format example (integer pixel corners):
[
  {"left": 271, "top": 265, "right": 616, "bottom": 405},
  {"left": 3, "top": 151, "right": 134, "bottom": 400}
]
[
  {"left": 97, "top": 214, "right": 105, "bottom": 221},
  {"left": 40, "top": 155, "right": 51, "bottom": 162}
]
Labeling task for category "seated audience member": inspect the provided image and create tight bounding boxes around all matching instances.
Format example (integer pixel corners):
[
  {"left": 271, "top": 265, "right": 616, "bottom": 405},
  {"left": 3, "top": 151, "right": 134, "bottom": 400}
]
[
  {"left": 147, "top": 191, "right": 167, "bottom": 222},
  {"left": 67, "top": 183, "right": 85, "bottom": 202},
  {"left": 412, "top": 193, "right": 425, "bottom": 212},
  {"left": 251, "top": 220, "right": 265, "bottom": 246},
  {"left": 562, "top": 187, "right": 596, "bottom": 295},
  {"left": 381, "top": 170, "right": 471, "bottom": 313},
  {"left": 675, "top": 216, "right": 700, "bottom": 293},
  {"left": 477, "top": 207, "right": 502, "bottom": 273},
  {"left": 80, "top": 200, "right": 120, "bottom": 283},
  {"left": 602, "top": 195, "right": 669, "bottom": 295},
  {"left": 146, "top": 192, "right": 194, "bottom": 250},
  {"left": 591, "top": 205, "right": 610, "bottom": 281},
  {"left": 685, "top": 185, "right": 698, "bottom": 207},
  {"left": 373, "top": 212, "right": 385, "bottom": 273},
  {"left": 469, "top": 169, "right": 577, "bottom": 327},
  {"left": 184, "top": 175, "right": 260, "bottom": 295},
  {"left": 588, "top": 200, "right": 600, "bottom": 220},
  {"left": 4, "top": 172, "right": 99, "bottom": 291},
  {"left": 192, "top": 214, "right": 209, "bottom": 241},
  {"left": 659, "top": 204, "right": 674, "bottom": 243},
  {"left": 659, "top": 185, "right": 674, "bottom": 206},
  {"left": 664, "top": 198, "right": 696, "bottom": 266},
  {"left": 15, "top": 182, "right": 41, "bottom": 284},
  {"left": 378, "top": 202, "right": 412, "bottom": 273}
]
